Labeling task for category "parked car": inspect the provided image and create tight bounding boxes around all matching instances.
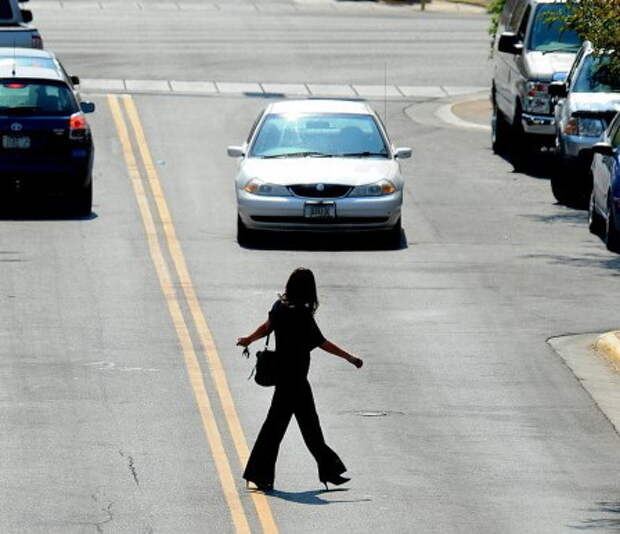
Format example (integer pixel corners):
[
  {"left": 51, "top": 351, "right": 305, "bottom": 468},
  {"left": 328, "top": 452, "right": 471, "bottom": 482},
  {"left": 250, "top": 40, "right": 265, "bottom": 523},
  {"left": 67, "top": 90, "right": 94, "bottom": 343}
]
[
  {"left": 589, "top": 115, "right": 620, "bottom": 253},
  {"left": 0, "top": 0, "right": 42, "bottom": 49},
  {"left": 491, "top": 0, "right": 581, "bottom": 164},
  {"left": 227, "top": 99, "right": 411, "bottom": 246},
  {"left": 0, "top": 48, "right": 95, "bottom": 215},
  {"left": 550, "top": 42, "right": 620, "bottom": 205}
]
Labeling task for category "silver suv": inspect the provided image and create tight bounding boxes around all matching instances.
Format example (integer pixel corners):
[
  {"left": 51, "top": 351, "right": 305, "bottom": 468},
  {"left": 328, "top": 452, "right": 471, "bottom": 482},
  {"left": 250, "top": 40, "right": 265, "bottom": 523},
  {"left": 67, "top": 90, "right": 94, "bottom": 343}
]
[
  {"left": 491, "top": 0, "right": 581, "bottom": 163},
  {"left": 550, "top": 41, "right": 620, "bottom": 205}
]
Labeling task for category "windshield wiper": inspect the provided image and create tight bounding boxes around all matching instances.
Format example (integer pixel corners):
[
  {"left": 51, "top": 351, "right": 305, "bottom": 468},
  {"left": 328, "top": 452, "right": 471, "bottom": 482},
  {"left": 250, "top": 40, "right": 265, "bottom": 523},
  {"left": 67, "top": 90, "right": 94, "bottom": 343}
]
[
  {"left": 262, "top": 151, "right": 333, "bottom": 159},
  {"left": 541, "top": 45, "right": 580, "bottom": 55},
  {"left": 338, "top": 151, "right": 388, "bottom": 158}
]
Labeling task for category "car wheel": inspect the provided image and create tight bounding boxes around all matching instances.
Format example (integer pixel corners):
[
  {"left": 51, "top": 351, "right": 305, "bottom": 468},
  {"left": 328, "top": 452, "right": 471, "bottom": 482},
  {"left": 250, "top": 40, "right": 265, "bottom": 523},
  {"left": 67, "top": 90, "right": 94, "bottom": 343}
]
[
  {"left": 237, "top": 215, "right": 254, "bottom": 247},
  {"left": 550, "top": 165, "right": 573, "bottom": 206},
  {"left": 388, "top": 217, "right": 402, "bottom": 248},
  {"left": 511, "top": 106, "right": 532, "bottom": 172},
  {"left": 606, "top": 200, "right": 620, "bottom": 253},
  {"left": 588, "top": 188, "right": 604, "bottom": 236},
  {"left": 491, "top": 100, "right": 510, "bottom": 154},
  {"left": 71, "top": 181, "right": 92, "bottom": 217}
]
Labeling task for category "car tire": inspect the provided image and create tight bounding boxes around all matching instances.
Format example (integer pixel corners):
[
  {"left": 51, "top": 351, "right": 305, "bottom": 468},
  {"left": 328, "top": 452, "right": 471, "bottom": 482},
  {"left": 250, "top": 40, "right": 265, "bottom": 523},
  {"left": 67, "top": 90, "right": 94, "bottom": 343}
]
[
  {"left": 550, "top": 166, "right": 573, "bottom": 206},
  {"left": 237, "top": 215, "right": 254, "bottom": 247},
  {"left": 72, "top": 181, "right": 92, "bottom": 217},
  {"left": 491, "top": 100, "right": 510, "bottom": 154},
  {"left": 511, "top": 105, "right": 532, "bottom": 172},
  {"left": 606, "top": 200, "right": 620, "bottom": 253},
  {"left": 588, "top": 188, "right": 605, "bottom": 236},
  {"left": 388, "top": 217, "right": 402, "bottom": 248}
]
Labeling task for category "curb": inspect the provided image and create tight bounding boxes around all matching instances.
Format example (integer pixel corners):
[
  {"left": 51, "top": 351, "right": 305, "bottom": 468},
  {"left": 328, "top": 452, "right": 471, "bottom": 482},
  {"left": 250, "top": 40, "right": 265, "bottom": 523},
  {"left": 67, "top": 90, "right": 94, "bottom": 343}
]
[
  {"left": 434, "top": 92, "right": 491, "bottom": 131},
  {"left": 595, "top": 331, "right": 620, "bottom": 372}
]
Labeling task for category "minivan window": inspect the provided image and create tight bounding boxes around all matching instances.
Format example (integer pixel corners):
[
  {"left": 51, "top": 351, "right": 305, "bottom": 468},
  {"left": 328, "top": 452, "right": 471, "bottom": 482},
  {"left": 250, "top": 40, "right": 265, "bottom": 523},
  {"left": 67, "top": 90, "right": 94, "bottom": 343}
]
[
  {"left": 0, "top": 3, "right": 14, "bottom": 20},
  {"left": 0, "top": 81, "right": 78, "bottom": 116},
  {"left": 528, "top": 4, "right": 581, "bottom": 53},
  {"left": 573, "top": 56, "right": 620, "bottom": 93}
]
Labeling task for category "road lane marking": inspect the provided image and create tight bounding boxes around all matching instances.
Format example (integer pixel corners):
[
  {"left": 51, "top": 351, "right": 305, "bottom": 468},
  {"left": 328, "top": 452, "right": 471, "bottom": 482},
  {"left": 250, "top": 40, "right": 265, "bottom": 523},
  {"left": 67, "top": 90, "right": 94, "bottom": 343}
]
[
  {"left": 121, "top": 95, "right": 279, "bottom": 534},
  {"left": 108, "top": 95, "right": 253, "bottom": 534}
]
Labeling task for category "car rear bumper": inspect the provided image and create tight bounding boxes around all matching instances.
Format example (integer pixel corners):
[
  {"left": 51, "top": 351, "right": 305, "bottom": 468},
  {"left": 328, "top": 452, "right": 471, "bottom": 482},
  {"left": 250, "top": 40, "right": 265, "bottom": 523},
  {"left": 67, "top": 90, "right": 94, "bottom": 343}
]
[
  {"left": 238, "top": 190, "right": 402, "bottom": 232},
  {"left": 0, "top": 155, "right": 93, "bottom": 195},
  {"left": 522, "top": 113, "right": 555, "bottom": 136}
]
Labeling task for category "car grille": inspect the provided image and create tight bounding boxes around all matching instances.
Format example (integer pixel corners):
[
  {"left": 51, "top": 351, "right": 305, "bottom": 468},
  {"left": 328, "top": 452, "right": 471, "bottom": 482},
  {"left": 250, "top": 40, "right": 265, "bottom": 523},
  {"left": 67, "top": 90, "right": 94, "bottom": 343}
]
[
  {"left": 251, "top": 216, "right": 389, "bottom": 224},
  {"left": 288, "top": 184, "right": 352, "bottom": 198}
]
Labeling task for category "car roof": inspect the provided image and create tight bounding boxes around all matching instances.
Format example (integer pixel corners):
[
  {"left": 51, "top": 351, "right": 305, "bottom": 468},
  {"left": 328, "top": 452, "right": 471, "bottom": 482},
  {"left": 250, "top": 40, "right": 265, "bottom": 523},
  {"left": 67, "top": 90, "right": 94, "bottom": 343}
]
[
  {"left": 265, "top": 99, "right": 376, "bottom": 116},
  {"left": 0, "top": 48, "right": 63, "bottom": 81}
]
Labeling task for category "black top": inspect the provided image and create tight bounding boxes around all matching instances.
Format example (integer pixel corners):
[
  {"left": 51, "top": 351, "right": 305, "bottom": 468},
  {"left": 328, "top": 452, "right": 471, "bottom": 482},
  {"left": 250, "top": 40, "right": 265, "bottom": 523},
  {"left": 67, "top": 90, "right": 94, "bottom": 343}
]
[{"left": 268, "top": 299, "right": 326, "bottom": 381}]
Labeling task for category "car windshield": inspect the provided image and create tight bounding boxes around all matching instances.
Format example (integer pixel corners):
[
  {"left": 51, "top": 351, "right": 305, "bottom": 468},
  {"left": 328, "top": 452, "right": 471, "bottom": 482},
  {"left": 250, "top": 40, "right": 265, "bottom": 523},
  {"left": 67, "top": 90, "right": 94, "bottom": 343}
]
[
  {"left": 573, "top": 55, "right": 620, "bottom": 93},
  {"left": 0, "top": 81, "right": 78, "bottom": 116},
  {"left": 528, "top": 4, "right": 581, "bottom": 53},
  {"left": 249, "top": 113, "right": 389, "bottom": 158}
]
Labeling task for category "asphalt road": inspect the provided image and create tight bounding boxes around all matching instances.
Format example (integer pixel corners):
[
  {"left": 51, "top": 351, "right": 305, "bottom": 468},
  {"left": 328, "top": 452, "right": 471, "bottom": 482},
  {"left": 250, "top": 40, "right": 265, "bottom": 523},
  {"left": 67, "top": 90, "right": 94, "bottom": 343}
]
[{"left": 3, "top": 1, "right": 620, "bottom": 533}]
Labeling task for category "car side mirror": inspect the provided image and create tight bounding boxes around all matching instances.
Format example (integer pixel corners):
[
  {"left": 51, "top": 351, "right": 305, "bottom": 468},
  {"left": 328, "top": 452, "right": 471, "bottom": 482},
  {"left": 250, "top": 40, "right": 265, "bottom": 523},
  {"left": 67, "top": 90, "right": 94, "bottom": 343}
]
[
  {"left": 592, "top": 142, "right": 615, "bottom": 157},
  {"left": 394, "top": 147, "right": 412, "bottom": 159},
  {"left": 498, "top": 32, "right": 522, "bottom": 55},
  {"left": 20, "top": 9, "right": 33, "bottom": 23},
  {"left": 71, "top": 75, "right": 80, "bottom": 86},
  {"left": 548, "top": 82, "right": 568, "bottom": 98},
  {"left": 227, "top": 145, "right": 245, "bottom": 158},
  {"left": 80, "top": 101, "right": 95, "bottom": 114}
]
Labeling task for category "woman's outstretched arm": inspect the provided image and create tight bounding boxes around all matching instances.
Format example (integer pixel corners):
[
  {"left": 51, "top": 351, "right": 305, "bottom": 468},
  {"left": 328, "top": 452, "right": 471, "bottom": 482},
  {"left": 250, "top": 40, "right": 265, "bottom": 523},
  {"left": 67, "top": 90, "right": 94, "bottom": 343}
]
[
  {"left": 236, "top": 320, "right": 272, "bottom": 347},
  {"left": 319, "top": 340, "right": 363, "bottom": 368}
]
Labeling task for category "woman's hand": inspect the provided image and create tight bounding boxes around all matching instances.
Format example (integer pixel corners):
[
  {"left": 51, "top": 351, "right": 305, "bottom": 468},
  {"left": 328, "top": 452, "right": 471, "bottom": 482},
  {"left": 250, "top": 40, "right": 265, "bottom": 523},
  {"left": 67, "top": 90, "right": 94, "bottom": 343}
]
[
  {"left": 348, "top": 356, "right": 363, "bottom": 369},
  {"left": 236, "top": 337, "right": 251, "bottom": 347}
]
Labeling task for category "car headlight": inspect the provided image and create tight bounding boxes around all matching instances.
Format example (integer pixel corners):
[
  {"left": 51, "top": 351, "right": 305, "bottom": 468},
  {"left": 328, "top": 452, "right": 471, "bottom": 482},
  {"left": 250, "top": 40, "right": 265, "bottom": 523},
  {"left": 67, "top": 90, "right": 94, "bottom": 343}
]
[
  {"left": 563, "top": 117, "right": 605, "bottom": 137},
  {"left": 242, "top": 178, "right": 290, "bottom": 196},
  {"left": 349, "top": 179, "right": 397, "bottom": 197},
  {"left": 525, "top": 81, "right": 551, "bottom": 114}
]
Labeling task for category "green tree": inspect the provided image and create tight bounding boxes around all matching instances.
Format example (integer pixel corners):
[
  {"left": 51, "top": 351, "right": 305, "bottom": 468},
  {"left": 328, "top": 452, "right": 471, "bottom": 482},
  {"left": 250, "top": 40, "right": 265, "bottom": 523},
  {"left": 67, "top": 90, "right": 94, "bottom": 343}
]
[{"left": 546, "top": 0, "right": 620, "bottom": 75}]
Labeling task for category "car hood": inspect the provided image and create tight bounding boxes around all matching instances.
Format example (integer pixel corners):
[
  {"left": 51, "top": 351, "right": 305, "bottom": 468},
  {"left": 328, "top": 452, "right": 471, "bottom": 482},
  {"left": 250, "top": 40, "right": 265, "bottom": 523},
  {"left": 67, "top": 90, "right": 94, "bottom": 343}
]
[
  {"left": 567, "top": 92, "right": 620, "bottom": 113},
  {"left": 239, "top": 157, "right": 400, "bottom": 186},
  {"left": 524, "top": 51, "right": 577, "bottom": 81}
]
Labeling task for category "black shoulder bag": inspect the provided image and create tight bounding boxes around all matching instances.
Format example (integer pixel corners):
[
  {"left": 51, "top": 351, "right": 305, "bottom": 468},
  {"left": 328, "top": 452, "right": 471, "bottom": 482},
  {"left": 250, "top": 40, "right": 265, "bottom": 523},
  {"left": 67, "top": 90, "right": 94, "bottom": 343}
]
[{"left": 243, "top": 334, "right": 278, "bottom": 387}]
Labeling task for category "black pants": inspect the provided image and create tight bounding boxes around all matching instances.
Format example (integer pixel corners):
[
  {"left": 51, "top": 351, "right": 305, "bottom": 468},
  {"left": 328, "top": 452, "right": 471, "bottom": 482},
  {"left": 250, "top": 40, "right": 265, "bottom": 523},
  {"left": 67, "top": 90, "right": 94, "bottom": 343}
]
[{"left": 243, "top": 378, "right": 346, "bottom": 485}]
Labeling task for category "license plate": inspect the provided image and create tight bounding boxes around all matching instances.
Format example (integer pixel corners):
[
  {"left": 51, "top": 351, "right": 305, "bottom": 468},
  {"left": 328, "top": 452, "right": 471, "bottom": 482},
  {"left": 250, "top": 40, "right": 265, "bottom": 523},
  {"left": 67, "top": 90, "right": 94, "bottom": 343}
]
[
  {"left": 304, "top": 202, "right": 336, "bottom": 219},
  {"left": 2, "top": 135, "right": 30, "bottom": 149}
]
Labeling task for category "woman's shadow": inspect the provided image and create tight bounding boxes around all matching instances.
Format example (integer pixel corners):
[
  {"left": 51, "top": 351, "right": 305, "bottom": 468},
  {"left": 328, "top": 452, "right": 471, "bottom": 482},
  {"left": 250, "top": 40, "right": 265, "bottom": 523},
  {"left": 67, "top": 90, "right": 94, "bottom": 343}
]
[{"left": 250, "top": 487, "right": 371, "bottom": 506}]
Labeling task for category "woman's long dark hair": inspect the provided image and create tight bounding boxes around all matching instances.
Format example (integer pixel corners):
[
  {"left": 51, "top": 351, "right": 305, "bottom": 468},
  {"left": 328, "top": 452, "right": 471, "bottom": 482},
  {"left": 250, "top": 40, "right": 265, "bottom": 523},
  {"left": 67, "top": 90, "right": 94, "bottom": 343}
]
[{"left": 282, "top": 267, "right": 319, "bottom": 312}]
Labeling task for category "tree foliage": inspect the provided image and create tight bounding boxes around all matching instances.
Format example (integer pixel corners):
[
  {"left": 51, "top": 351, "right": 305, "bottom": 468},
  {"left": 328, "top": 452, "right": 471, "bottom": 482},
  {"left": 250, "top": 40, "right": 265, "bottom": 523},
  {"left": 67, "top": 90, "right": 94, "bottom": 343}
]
[
  {"left": 546, "top": 0, "right": 620, "bottom": 75},
  {"left": 487, "top": 0, "right": 507, "bottom": 40}
]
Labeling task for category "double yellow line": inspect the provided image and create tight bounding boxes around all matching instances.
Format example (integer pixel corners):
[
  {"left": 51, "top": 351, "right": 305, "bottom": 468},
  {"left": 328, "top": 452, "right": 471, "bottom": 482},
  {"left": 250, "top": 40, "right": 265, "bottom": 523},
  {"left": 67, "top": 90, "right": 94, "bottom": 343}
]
[{"left": 108, "top": 94, "right": 278, "bottom": 534}]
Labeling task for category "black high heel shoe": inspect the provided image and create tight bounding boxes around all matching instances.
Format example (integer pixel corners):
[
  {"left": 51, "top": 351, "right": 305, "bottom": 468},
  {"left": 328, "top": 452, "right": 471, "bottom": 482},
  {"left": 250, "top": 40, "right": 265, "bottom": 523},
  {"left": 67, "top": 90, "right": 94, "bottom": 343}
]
[
  {"left": 320, "top": 475, "right": 350, "bottom": 490},
  {"left": 245, "top": 479, "right": 274, "bottom": 492}
]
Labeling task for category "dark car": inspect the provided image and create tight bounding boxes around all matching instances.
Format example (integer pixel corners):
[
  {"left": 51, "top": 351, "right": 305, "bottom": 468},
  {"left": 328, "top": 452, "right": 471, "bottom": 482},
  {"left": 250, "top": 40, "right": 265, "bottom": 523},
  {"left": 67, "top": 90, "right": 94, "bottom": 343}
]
[
  {"left": 0, "top": 47, "right": 95, "bottom": 215},
  {"left": 589, "top": 113, "right": 620, "bottom": 252}
]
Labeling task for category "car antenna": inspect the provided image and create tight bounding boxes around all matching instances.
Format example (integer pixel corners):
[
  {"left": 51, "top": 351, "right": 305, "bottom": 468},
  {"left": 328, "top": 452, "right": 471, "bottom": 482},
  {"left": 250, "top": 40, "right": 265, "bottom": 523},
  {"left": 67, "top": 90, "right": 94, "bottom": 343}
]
[
  {"left": 11, "top": 39, "right": 16, "bottom": 76},
  {"left": 383, "top": 62, "right": 388, "bottom": 129}
]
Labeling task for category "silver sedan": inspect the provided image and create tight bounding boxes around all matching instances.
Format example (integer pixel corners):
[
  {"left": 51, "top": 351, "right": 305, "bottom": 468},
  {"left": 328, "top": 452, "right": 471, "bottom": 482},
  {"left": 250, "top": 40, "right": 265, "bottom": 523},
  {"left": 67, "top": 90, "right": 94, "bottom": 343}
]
[{"left": 227, "top": 99, "right": 411, "bottom": 245}]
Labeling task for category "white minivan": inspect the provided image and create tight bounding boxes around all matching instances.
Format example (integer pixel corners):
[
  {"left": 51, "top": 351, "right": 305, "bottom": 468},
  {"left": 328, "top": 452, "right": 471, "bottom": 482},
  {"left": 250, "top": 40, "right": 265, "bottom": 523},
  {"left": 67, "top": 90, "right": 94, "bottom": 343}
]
[{"left": 491, "top": 0, "right": 581, "bottom": 162}]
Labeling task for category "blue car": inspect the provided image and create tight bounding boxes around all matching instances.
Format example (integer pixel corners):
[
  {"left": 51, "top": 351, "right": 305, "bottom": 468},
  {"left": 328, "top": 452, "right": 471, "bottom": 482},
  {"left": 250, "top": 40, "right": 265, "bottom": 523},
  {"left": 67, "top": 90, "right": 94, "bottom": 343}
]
[
  {"left": 589, "top": 113, "right": 620, "bottom": 252},
  {"left": 0, "top": 48, "right": 95, "bottom": 215}
]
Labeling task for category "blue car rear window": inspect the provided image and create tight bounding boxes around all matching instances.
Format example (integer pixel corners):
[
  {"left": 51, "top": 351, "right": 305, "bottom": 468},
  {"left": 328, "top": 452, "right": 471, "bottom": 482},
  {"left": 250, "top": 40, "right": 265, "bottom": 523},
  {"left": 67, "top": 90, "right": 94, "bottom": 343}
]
[{"left": 0, "top": 81, "right": 78, "bottom": 116}]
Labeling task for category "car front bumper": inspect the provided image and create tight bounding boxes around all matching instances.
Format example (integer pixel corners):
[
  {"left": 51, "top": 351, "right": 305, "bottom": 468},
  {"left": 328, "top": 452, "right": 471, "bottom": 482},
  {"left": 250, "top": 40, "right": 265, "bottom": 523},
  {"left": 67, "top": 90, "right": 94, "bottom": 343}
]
[
  {"left": 238, "top": 190, "right": 402, "bottom": 232},
  {"left": 558, "top": 132, "right": 600, "bottom": 161}
]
